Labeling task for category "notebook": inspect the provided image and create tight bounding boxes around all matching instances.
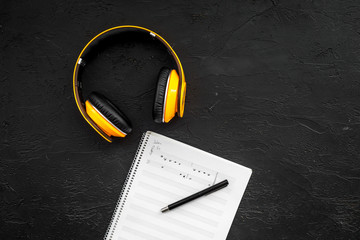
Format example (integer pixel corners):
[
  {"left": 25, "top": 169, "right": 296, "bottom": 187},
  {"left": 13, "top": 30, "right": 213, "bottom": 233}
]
[{"left": 104, "top": 131, "right": 252, "bottom": 240}]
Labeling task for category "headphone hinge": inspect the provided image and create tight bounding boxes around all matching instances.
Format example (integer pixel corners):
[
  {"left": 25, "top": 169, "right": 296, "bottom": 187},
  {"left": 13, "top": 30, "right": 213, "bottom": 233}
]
[{"left": 78, "top": 58, "right": 86, "bottom": 67}]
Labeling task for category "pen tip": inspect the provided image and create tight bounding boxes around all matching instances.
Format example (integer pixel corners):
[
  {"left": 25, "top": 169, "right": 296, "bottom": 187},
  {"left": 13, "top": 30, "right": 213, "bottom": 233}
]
[{"left": 161, "top": 206, "right": 169, "bottom": 213}]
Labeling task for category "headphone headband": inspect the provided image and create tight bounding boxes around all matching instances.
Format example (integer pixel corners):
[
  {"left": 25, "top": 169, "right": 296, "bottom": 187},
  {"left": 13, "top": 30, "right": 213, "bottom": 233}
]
[{"left": 73, "top": 25, "right": 186, "bottom": 142}]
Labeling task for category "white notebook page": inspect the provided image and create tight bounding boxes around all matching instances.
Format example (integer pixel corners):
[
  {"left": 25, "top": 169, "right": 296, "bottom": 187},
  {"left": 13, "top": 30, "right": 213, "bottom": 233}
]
[{"left": 105, "top": 131, "right": 252, "bottom": 240}]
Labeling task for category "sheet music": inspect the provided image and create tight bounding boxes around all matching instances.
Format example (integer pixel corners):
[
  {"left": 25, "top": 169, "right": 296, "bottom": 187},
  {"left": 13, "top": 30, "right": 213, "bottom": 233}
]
[{"left": 105, "top": 131, "right": 252, "bottom": 240}]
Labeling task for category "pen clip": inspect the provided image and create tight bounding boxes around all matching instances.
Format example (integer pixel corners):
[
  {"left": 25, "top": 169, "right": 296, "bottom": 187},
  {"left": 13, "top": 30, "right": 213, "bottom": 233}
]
[{"left": 205, "top": 180, "right": 228, "bottom": 195}]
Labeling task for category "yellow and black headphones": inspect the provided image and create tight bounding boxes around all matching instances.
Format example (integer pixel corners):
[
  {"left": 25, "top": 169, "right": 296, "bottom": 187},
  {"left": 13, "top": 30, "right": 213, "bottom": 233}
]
[{"left": 73, "top": 25, "right": 186, "bottom": 142}]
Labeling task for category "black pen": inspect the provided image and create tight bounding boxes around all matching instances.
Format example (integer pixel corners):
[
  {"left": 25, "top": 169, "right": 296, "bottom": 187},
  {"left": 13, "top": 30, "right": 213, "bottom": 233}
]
[{"left": 161, "top": 179, "right": 229, "bottom": 212}]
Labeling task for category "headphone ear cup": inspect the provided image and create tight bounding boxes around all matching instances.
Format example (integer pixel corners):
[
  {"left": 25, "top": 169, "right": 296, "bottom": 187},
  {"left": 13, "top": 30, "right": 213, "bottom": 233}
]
[
  {"left": 86, "top": 92, "right": 132, "bottom": 137},
  {"left": 153, "top": 68, "right": 171, "bottom": 123}
]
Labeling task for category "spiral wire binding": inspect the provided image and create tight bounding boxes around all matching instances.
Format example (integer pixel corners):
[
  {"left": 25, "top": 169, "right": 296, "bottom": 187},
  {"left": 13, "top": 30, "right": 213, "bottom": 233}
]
[{"left": 104, "top": 131, "right": 151, "bottom": 240}]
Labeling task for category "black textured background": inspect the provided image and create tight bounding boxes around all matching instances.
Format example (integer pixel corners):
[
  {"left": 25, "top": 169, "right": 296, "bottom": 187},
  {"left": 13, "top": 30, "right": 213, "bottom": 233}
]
[{"left": 1, "top": 0, "right": 360, "bottom": 239}]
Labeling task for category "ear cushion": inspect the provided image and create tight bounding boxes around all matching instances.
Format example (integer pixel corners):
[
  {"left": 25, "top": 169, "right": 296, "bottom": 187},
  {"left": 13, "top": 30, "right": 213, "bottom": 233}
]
[
  {"left": 153, "top": 68, "right": 171, "bottom": 123},
  {"left": 88, "top": 92, "right": 132, "bottom": 134}
]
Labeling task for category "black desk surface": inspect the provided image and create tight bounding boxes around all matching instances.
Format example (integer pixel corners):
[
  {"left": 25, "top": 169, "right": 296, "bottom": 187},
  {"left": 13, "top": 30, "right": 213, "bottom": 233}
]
[{"left": 1, "top": 0, "right": 359, "bottom": 239}]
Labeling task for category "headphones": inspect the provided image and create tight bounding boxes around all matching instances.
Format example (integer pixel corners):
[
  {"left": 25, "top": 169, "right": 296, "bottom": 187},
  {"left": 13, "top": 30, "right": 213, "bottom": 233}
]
[{"left": 73, "top": 26, "right": 186, "bottom": 142}]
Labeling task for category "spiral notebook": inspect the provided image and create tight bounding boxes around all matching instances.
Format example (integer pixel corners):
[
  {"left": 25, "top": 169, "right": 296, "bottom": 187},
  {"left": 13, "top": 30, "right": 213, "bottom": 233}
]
[{"left": 104, "top": 131, "right": 252, "bottom": 240}]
